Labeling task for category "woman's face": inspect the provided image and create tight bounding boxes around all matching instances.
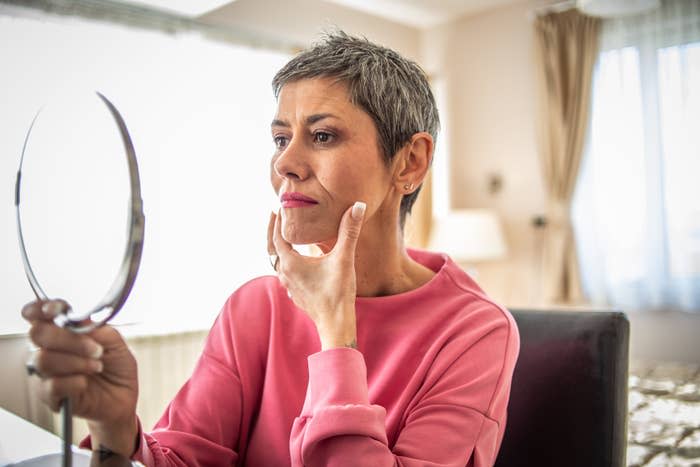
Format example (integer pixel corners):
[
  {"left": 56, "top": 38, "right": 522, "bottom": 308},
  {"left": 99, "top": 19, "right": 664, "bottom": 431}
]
[{"left": 270, "top": 77, "right": 394, "bottom": 247}]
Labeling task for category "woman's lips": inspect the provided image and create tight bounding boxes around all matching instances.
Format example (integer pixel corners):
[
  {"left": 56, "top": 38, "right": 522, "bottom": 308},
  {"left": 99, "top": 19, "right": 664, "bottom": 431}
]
[
  {"left": 280, "top": 192, "right": 319, "bottom": 208},
  {"left": 282, "top": 199, "right": 318, "bottom": 208}
]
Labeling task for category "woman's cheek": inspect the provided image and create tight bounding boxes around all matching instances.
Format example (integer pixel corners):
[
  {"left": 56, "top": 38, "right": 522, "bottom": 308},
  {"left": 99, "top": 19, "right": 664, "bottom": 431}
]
[{"left": 269, "top": 159, "right": 282, "bottom": 194}]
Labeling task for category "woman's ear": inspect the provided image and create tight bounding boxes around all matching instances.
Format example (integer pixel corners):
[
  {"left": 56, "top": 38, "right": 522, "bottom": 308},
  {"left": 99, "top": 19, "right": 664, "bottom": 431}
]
[{"left": 393, "top": 132, "right": 433, "bottom": 194}]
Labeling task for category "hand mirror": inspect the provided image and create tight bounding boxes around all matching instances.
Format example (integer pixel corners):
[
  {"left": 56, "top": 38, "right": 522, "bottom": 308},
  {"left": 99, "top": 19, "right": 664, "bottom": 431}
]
[
  {"left": 16, "top": 92, "right": 145, "bottom": 332},
  {"left": 15, "top": 91, "right": 144, "bottom": 466}
]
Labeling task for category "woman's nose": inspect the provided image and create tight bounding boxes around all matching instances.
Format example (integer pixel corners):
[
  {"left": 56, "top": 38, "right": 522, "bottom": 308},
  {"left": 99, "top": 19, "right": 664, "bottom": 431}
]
[{"left": 273, "top": 137, "right": 308, "bottom": 181}]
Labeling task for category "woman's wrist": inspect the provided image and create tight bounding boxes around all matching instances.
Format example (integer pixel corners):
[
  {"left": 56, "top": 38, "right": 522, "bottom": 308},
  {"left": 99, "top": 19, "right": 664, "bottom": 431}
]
[
  {"left": 87, "top": 412, "right": 139, "bottom": 458},
  {"left": 320, "top": 334, "right": 357, "bottom": 350},
  {"left": 318, "top": 309, "right": 357, "bottom": 350}
]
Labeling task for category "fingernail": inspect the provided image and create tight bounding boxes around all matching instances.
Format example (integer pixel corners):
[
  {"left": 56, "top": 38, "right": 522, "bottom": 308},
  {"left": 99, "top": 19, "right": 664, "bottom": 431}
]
[
  {"left": 41, "top": 301, "right": 64, "bottom": 317},
  {"left": 351, "top": 201, "right": 366, "bottom": 220},
  {"left": 88, "top": 342, "right": 104, "bottom": 359},
  {"left": 90, "top": 359, "right": 104, "bottom": 373}
]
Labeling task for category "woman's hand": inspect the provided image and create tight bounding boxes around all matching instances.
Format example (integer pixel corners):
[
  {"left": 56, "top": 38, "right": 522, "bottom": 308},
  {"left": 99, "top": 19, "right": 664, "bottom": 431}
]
[
  {"left": 269, "top": 202, "right": 366, "bottom": 350},
  {"left": 22, "top": 299, "right": 139, "bottom": 457}
]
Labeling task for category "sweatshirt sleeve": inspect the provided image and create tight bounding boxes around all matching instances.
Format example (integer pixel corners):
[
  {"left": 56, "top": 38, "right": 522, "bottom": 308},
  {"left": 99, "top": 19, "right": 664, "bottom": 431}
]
[
  {"left": 79, "top": 349, "right": 243, "bottom": 465},
  {"left": 80, "top": 288, "right": 263, "bottom": 465},
  {"left": 125, "top": 288, "right": 267, "bottom": 465},
  {"left": 128, "top": 350, "right": 243, "bottom": 465},
  {"left": 290, "top": 314, "right": 518, "bottom": 467}
]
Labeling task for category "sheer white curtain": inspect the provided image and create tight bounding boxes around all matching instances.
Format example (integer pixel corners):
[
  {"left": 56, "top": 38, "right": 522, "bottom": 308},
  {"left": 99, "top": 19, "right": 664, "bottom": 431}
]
[{"left": 572, "top": 0, "right": 700, "bottom": 312}]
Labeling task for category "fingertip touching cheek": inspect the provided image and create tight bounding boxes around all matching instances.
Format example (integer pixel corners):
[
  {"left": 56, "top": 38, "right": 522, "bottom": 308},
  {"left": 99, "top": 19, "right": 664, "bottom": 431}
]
[{"left": 268, "top": 78, "right": 395, "bottom": 246}]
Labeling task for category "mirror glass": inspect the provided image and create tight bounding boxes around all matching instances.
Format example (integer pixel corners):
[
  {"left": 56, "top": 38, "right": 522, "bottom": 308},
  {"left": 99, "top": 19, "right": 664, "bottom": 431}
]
[{"left": 18, "top": 92, "right": 131, "bottom": 323}]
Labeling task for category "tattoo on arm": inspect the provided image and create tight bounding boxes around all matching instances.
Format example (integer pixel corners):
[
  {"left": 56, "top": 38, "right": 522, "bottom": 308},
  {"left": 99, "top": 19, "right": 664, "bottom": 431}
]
[{"left": 96, "top": 445, "right": 117, "bottom": 461}]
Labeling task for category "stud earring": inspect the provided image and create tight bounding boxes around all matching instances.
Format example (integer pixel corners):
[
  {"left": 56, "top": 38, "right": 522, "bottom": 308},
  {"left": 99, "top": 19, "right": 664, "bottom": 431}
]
[{"left": 403, "top": 182, "right": 413, "bottom": 191}]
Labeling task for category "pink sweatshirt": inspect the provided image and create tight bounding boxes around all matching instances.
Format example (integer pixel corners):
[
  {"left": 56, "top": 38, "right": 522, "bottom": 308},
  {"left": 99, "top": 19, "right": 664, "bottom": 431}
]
[{"left": 86, "top": 249, "right": 519, "bottom": 466}]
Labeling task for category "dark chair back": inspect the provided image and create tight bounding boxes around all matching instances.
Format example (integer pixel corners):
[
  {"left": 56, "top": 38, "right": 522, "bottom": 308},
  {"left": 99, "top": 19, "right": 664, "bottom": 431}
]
[{"left": 494, "top": 309, "right": 629, "bottom": 467}]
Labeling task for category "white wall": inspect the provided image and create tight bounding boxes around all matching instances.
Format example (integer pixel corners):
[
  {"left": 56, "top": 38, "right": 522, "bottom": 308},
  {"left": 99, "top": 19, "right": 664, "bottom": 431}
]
[
  {"left": 421, "top": 1, "right": 545, "bottom": 308},
  {"left": 627, "top": 311, "right": 700, "bottom": 364},
  {"left": 0, "top": 336, "right": 38, "bottom": 427}
]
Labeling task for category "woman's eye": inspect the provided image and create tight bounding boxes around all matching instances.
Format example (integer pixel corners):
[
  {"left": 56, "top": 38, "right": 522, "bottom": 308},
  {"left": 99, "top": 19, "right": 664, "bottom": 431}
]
[
  {"left": 273, "top": 136, "right": 288, "bottom": 149},
  {"left": 313, "top": 131, "right": 333, "bottom": 144}
]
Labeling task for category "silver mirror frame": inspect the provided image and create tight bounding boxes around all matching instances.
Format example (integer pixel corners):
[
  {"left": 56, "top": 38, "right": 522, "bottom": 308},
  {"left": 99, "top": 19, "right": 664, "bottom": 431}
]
[{"left": 15, "top": 92, "right": 145, "bottom": 333}]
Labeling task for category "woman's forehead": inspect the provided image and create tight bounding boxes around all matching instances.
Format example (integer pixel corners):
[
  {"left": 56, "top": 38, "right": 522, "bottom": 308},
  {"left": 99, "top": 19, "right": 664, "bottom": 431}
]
[{"left": 274, "top": 78, "right": 365, "bottom": 125}]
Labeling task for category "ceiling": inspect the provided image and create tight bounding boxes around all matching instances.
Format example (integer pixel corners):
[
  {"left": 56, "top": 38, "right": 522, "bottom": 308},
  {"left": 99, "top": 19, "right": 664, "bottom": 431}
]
[
  {"left": 322, "top": 0, "right": 528, "bottom": 28},
  {"left": 131, "top": 0, "right": 529, "bottom": 28}
]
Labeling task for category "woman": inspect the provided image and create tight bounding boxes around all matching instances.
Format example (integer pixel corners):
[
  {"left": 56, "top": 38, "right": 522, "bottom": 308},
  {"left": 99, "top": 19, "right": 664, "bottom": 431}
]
[{"left": 22, "top": 32, "right": 519, "bottom": 466}]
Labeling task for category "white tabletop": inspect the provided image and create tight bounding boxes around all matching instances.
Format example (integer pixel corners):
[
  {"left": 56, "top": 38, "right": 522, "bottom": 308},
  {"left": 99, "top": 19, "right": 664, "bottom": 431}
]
[{"left": 0, "top": 407, "right": 89, "bottom": 466}]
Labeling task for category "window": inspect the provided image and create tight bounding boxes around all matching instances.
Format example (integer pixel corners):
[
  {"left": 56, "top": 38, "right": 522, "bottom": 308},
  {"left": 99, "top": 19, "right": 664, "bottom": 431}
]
[
  {"left": 0, "top": 10, "right": 289, "bottom": 333},
  {"left": 572, "top": 1, "right": 700, "bottom": 311}
]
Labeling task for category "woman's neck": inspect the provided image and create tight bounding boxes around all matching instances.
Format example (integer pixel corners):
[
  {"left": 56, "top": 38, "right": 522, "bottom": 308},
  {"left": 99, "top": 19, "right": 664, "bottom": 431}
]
[
  {"left": 356, "top": 248, "right": 433, "bottom": 298},
  {"left": 313, "top": 202, "right": 435, "bottom": 297},
  {"left": 349, "top": 219, "right": 435, "bottom": 298}
]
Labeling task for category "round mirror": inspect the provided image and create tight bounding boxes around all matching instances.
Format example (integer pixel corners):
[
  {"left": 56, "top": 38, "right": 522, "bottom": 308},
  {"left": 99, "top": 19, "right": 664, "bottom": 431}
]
[{"left": 16, "top": 91, "right": 144, "bottom": 332}]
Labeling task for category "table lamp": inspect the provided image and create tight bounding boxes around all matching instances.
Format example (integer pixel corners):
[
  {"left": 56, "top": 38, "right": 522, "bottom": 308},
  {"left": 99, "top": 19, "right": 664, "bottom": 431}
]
[{"left": 428, "top": 209, "right": 507, "bottom": 272}]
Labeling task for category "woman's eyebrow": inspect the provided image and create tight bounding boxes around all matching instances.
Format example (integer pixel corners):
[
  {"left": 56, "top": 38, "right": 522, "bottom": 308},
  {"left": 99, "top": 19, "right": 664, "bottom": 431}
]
[
  {"left": 271, "top": 113, "right": 340, "bottom": 128},
  {"left": 306, "top": 113, "right": 338, "bottom": 125}
]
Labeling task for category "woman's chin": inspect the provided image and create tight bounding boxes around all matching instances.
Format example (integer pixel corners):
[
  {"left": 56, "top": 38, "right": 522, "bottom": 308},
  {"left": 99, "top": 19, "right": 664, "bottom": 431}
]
[{"left": 282, "top": 223, "right": 334, "bottom": 246}]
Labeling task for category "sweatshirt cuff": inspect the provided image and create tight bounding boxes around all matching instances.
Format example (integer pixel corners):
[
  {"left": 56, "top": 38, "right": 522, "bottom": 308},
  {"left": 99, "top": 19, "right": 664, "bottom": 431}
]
[{"left": 304, "top": 347, "right": 369, "bottom": 416}]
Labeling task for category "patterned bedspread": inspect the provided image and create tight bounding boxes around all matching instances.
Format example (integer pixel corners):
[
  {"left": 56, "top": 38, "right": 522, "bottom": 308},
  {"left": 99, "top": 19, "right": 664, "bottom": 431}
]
[{"left": 628, "top": 361, "right": 700, "bottom": 466}]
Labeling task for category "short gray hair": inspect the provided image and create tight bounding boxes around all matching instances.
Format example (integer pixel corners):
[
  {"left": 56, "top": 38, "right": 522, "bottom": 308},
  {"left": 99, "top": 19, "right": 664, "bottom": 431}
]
[{"left": 272, "top": 31, "right": 440, "bottom": 228}]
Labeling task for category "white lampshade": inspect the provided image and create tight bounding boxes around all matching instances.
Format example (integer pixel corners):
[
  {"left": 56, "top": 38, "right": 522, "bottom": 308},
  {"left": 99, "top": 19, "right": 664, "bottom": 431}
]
[
  {"left": 429, "top": 210, "right": 507, "bottom": 263},
  {"left": 577, "top": 0, "right": 661, "bottom": 18}
]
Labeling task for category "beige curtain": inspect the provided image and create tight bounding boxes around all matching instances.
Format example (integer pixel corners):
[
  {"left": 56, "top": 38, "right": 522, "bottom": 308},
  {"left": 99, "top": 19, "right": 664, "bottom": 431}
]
[
  {"left": 405, "top": 170, "right": 433, "bottom": 249},
  {"left": 534, "top": 10, "right": 600, "bottom": 304}
]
